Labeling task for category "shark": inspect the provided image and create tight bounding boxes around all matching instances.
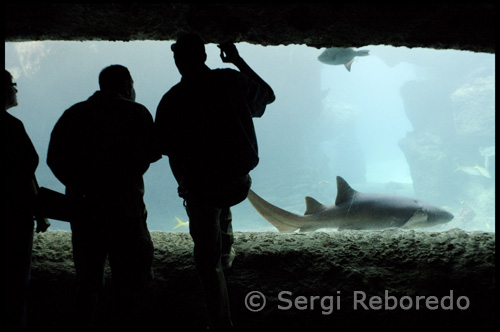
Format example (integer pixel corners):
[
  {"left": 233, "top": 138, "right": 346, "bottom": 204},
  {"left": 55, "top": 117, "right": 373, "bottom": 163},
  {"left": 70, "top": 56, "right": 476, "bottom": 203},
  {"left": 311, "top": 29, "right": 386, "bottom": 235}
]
[{"left": 247, "top": 176, "right": 454, "bottom": 232}]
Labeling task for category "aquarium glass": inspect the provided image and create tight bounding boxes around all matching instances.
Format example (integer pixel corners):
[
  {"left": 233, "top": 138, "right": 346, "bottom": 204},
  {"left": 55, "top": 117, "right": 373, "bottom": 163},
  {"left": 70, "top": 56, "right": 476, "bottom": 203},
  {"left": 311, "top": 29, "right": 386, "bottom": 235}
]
[{"left": 5, "top": 41, "right": 495, "bottom": 232}]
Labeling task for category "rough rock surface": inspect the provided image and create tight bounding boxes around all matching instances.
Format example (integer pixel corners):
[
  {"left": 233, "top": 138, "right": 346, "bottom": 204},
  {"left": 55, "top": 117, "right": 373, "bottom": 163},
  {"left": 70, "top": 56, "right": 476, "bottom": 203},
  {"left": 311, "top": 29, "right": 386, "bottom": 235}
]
[
  {"left": 29, "top": 229, "right": 495, "bottom": 329},
  {"left": 451, "top": 75, "right": 496, "bottom": 142},
  {"left": 5, "top": 3, "right": 495, "bottom": 53}
]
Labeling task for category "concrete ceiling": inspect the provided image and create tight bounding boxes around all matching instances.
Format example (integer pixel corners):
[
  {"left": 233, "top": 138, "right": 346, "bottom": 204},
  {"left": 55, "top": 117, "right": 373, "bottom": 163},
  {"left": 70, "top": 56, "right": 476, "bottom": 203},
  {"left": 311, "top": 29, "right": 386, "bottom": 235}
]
[{"left": 4, "top": 3, "right": 495, "bottom": 53}]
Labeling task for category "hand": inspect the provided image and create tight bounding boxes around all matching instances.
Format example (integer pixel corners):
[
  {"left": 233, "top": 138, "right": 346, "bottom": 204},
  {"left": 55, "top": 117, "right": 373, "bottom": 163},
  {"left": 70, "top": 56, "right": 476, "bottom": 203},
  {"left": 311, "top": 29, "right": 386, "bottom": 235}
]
[
  {"left": 35, "top": 217, "right": 51, "bottom": 233},
  {"left": 218, "top": 42, "right": 241, "bottom": 64}
]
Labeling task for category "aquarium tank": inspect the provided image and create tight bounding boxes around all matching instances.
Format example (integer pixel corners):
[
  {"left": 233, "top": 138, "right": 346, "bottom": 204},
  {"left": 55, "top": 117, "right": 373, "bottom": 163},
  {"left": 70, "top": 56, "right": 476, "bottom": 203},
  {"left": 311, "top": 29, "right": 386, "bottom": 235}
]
[{"left": 5, "top": 41, "right": 495, "bottom": 232}]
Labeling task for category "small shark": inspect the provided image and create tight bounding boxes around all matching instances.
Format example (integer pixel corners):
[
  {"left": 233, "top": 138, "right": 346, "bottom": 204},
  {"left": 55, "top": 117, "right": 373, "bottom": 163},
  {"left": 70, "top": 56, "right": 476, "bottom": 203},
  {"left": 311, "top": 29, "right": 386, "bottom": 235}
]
[
  {"left": 318, "top": 47, "right": 370, "bottom": 72},
  {"left": 479, "top": 146, "right": 495, "bottom": 173},
  {"left": 247, "top": 176, "right": 454, "bottom": 232},
  {"left": 479, "top": 145, "right": 495, "bottom": 158},
  {"left": 454, "top": 165, "right": 491, "bottom": 178}
]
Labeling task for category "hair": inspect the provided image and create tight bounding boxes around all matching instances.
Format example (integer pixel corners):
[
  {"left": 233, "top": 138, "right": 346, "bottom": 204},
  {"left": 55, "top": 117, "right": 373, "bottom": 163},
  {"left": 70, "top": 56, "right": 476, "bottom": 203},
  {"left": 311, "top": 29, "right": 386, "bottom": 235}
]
[{"left": 98, "top": 65, "right": 132, "bottom": 92}]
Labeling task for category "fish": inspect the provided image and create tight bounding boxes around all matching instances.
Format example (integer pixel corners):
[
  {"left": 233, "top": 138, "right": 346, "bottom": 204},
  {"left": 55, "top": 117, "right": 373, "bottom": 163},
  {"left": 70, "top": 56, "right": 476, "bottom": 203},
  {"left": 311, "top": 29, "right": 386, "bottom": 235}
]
[
  {"left": 474, "top": 165, "right": 492, "bottom": 178},
  {"left": 454, "top": 165, "right": 491, "bottom": 178},
  {"left": 318, "top": 47, "right": 370, "bottom": 71},
  {"left": 479, "top": 146, "right": 495, "bottom": 172},
  {"left": 479, "top": 146, "right": 495, "bottom": 157},
  {"left": 173, "top": 217, "right": 189, "bottom": 229},
  {"left": 246, "top": 176, "right": 454, "bottom": 232}
]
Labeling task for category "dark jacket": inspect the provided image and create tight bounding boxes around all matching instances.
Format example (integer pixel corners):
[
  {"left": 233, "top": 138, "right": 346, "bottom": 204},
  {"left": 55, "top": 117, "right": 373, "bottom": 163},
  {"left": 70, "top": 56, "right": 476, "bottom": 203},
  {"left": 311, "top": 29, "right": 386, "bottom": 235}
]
[
  {"left": 2, "top": 111, "right": 39, "bottom": 221},
  {"left": 155, "top": 67, "right": 273, "bottom": 192},
  {"left": 47, "top": 91, "right": 161, "bottom": 216}
]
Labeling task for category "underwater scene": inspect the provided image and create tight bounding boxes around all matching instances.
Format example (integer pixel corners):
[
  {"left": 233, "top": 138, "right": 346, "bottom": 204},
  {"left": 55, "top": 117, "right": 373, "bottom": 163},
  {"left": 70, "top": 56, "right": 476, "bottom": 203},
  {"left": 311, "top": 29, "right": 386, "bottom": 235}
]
[{"left": 5, "top": 41, "right": 495, "bottom": 232}]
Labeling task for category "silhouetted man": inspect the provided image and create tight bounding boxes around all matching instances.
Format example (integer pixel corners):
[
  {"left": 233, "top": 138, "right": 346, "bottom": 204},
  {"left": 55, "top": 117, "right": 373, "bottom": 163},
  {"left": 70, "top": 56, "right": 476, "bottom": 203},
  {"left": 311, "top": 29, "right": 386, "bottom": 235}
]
[
  {"left": 155, "top": 34, "right": 275, "bottom": 328},
  {"left": 47, "top": 65, "right": 161, "bottom": 327},
  {"left": 4, "top": 70, "right": 50, "bottom": 329}
]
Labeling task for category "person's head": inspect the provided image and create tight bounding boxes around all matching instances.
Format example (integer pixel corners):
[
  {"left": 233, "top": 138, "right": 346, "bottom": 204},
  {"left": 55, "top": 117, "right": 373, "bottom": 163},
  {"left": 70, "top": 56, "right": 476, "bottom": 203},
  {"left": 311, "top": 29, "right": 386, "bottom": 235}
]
[
  {"left": 5, "top": 70, "right": 18, "bottom": 110},
  {"left": 171, "top": 33, "right": 207, "bottom": 76},
  {"left": 98, "top": 65, "right": 136, "bottom": 101}
]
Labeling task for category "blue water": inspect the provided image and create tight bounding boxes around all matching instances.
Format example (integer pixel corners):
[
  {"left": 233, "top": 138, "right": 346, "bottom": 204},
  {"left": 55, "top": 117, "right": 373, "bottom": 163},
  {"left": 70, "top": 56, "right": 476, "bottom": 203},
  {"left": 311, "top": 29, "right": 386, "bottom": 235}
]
[{"left": 5, "top": 41, "right": 495, "bottom": 232}]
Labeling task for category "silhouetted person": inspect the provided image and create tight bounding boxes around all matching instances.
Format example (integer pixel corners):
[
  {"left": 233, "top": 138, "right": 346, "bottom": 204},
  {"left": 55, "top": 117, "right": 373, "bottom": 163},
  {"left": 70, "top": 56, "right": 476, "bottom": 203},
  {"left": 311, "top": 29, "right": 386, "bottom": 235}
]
[
  {"left": 3, "top": 70, "right": 50, "bottom": 329},
  {"left": 47, "top": 65, "right": 161, "bottom": 328},
  {"left": 155, "top": 34, "right": 275, "bottom": 328}
]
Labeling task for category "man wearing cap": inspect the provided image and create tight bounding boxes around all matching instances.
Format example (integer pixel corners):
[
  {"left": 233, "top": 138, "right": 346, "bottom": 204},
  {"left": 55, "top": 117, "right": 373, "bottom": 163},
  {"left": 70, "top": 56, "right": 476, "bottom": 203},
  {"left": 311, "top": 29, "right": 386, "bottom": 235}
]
[{"left": 155, "top": 33, "right": 275, "bottom": 328}]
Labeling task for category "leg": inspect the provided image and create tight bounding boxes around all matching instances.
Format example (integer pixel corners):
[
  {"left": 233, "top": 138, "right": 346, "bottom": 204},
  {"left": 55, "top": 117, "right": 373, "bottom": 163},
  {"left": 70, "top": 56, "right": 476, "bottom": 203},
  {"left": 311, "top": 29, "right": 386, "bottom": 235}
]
[
  {"left": 185, "top": 197, "right": 233, "bottom": 329},
  {"left": 220, "top": 207, "right": 235, "bottom": 269},
  {"left": 5, "top": 218, "right": 34, "bottom": 329},
  {"left": 107, "top": 211, "right": 154, "bottom": 328},
  {"left": 70, "top": 219, "right": 108, "bottom": 328}
]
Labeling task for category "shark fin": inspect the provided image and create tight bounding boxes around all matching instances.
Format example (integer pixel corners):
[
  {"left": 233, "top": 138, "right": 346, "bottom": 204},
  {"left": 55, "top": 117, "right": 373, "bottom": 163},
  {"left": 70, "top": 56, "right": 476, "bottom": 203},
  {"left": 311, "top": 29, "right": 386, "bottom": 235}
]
[
  {"left": 344, "top": 59, "right": 354, "bottom": 71},
  {"left": 335, "top": 176, "right": 358, "bottom": 206},
  {"left": 337, "top": 220, "right": 362, "bottom": 231},
  {"left": 304, "top": 196, "right": 326, "bottom": 215},
  {"left": 402, "top": 209, "right": 428, "bottom": 229},
  {"left": 299, "top": 225, "right": 317, "bottom": 232}
]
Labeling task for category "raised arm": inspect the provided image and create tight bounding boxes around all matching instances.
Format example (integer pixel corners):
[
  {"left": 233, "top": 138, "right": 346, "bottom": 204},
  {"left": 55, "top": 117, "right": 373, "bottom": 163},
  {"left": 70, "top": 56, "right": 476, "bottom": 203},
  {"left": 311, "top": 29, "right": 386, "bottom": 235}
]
[{"left": 218, "top": 42, "right": 276, "bottom": 104}]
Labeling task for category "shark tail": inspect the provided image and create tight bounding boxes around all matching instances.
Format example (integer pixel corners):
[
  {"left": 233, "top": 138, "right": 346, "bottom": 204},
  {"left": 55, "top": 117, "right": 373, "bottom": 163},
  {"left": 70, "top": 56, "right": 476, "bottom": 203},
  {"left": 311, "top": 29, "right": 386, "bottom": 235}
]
[
  {"left": 173, "top": 217, "right": 188, "bottom": 229},
  {"left": 247, "top": 189, "right": 303, "bottom": 232}
]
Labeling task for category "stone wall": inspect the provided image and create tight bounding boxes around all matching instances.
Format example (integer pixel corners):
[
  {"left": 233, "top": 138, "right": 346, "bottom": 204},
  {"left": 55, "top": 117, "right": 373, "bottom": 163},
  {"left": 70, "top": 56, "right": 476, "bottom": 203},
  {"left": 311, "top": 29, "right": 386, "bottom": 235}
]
[{"left": 28, "top": 230, "right": 495, "bottom": 329}]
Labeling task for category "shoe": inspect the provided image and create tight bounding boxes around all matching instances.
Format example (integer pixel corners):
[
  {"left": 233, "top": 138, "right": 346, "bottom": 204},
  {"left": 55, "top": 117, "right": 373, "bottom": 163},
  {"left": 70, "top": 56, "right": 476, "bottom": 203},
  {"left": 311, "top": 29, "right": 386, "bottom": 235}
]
[{"left": 221, "top": 247, "right": 236, "bottom": 270}]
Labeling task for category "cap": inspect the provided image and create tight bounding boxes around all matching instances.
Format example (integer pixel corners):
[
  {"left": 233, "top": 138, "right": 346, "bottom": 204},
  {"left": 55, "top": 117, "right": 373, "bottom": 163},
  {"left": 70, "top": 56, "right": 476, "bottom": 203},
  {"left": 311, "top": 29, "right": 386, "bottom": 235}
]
[{"left": 171, "top": 33, "right": 205, "bottom": 56}]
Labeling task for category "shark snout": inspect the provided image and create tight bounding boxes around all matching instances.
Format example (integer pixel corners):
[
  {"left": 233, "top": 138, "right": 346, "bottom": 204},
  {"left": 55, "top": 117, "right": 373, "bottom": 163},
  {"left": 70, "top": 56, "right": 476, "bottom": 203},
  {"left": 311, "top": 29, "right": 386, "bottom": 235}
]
[
  {"left": 430, "top": 209, "right": 454, "bottom": 224},
  {"left": 444, "top": 210, "right": 454, "bottom": 222}
]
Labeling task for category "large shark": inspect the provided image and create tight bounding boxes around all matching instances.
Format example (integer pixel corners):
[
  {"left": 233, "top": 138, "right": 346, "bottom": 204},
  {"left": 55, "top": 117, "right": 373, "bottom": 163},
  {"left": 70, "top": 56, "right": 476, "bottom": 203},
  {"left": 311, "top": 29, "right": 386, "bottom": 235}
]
[{"left": 247, "top": 176, "right": 454, "bottom": 232}]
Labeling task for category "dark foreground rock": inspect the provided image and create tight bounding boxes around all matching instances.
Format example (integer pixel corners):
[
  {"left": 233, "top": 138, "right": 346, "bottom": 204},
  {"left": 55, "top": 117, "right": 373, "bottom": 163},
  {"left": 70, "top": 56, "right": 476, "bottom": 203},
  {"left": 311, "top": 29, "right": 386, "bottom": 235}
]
[
  {"left": 4, "top": 4, "right": 495, "bottom": 54},
  {"left": 28, "top": 229, "right": 495, "bottom": 329}
]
